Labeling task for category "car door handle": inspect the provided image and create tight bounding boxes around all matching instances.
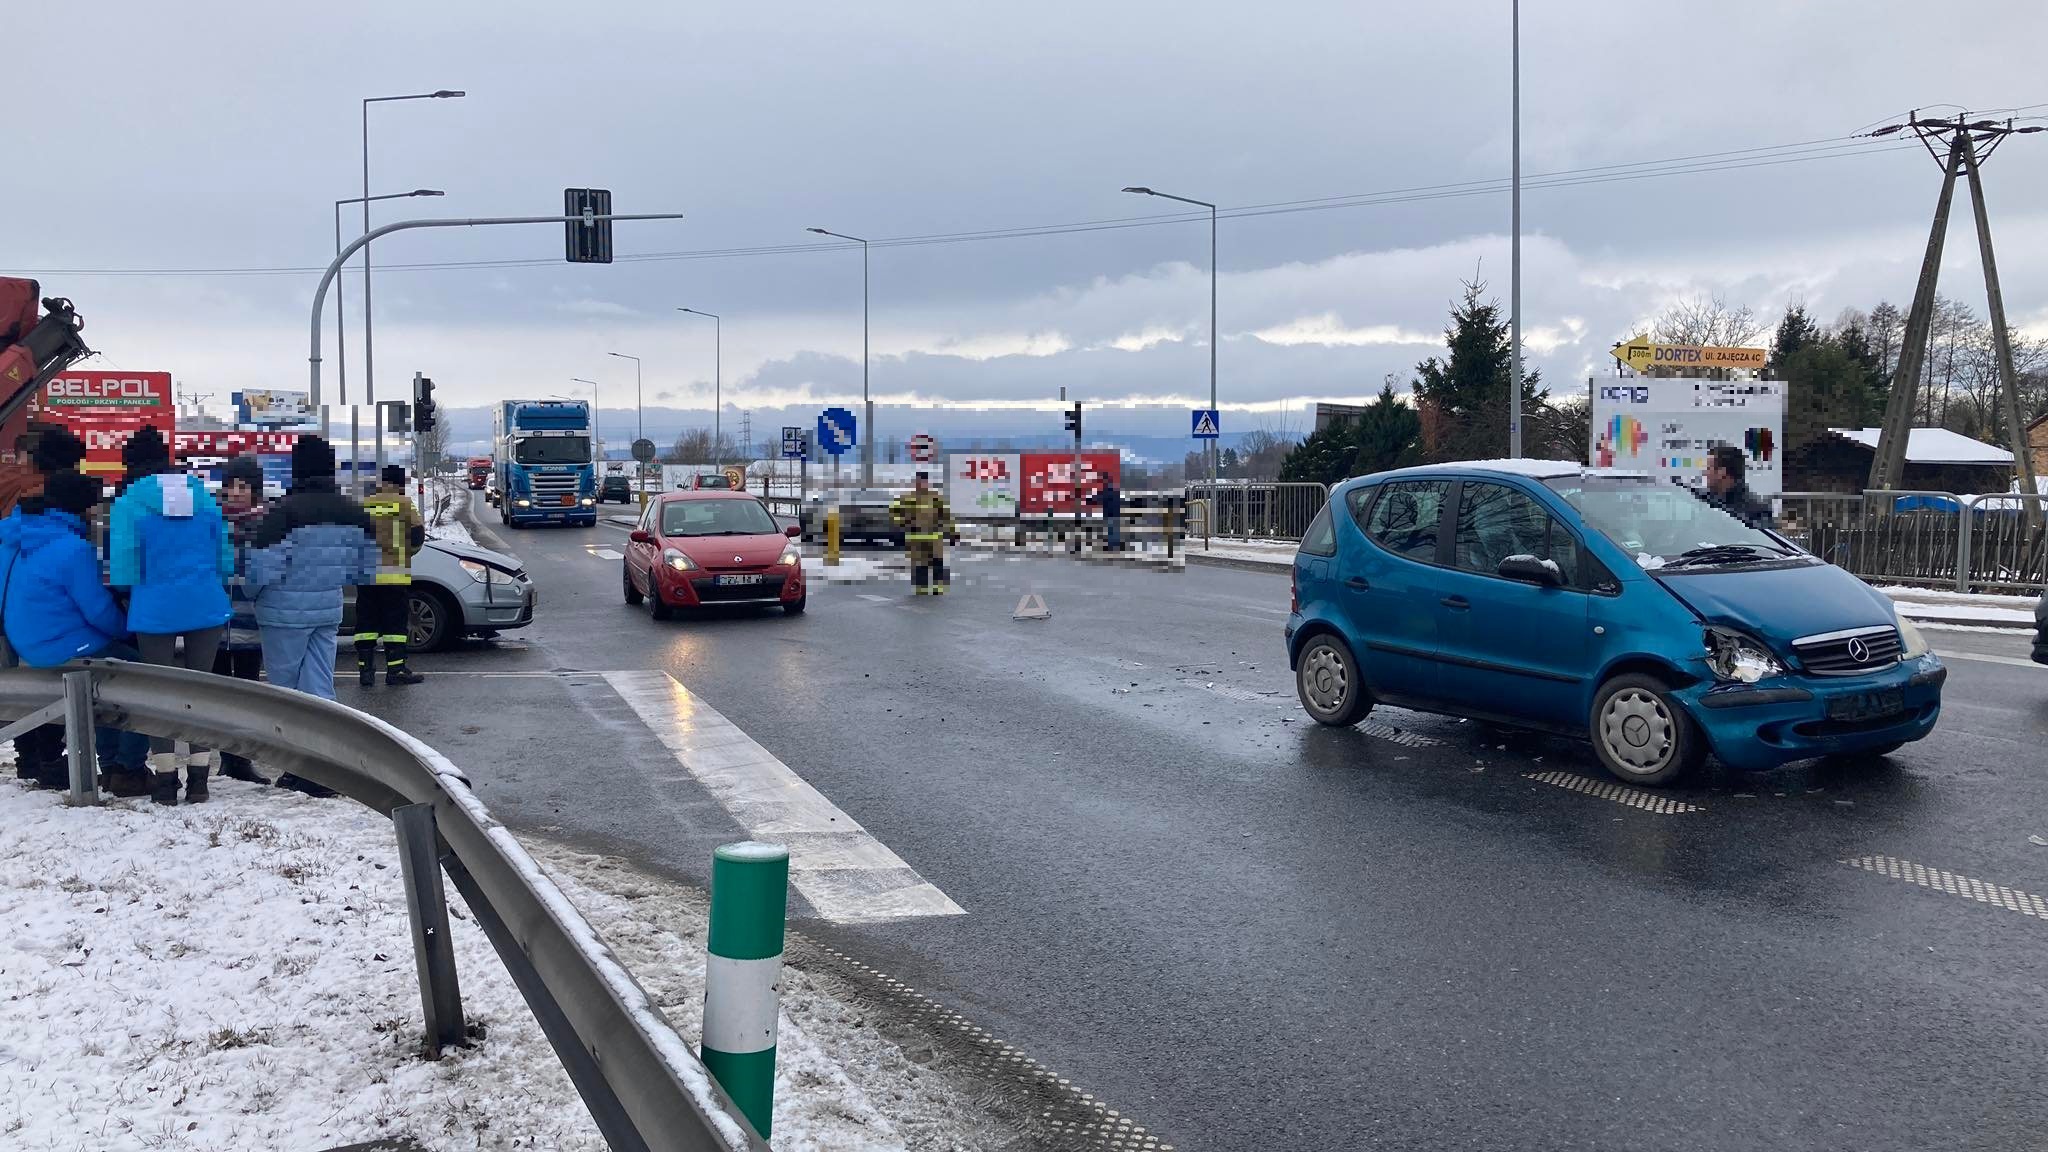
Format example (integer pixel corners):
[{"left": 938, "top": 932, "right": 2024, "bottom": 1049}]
[
  {"left": 1345, "top": 577, "right": 1369, "bottom": 590},
  {"left": 1440, "top": 595, "right": 1469, "bottom": 610}
]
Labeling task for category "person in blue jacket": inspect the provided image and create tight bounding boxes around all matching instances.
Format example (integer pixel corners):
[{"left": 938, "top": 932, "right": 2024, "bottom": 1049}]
[
  {"left": 108, "top": 426, "right": 232, "bottom": 805},
  {"left": 246, "top": 435, "right": 380, "bottom": 702}
]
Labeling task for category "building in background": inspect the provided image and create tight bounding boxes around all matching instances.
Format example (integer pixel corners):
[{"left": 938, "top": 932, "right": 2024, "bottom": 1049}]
[{"left": 1783, "top": 427, "right": 2013, "bottom": 495}]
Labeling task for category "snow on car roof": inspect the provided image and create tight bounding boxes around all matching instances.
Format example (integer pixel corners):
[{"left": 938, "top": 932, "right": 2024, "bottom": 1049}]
[{"left": 1399, "top": 458, "right": 1587, "bottom": 479}]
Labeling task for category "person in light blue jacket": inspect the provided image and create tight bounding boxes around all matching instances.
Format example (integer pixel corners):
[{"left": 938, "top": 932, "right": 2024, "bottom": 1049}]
[
  {"left": 245, "top": 436, "right": 381, "bottom": 703},
  {"left": 108, "top": 427, "right": 232, "bottom": 804}
]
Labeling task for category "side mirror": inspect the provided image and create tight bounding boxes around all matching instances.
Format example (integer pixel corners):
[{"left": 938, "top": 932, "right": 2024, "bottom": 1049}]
[
  {"left": 785, "top": 524, "right": 802, "bottom": 537},
  {"left": 1498, "top": 554, "right": 1564, "bottom": 587},
  {"left": 630, "top": 530, "right": 654, "bottom": 545}
]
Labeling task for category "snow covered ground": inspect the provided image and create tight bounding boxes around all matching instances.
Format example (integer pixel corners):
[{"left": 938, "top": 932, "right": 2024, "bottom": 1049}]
[
  {"left": 0, "top": 767, "right": 1003, "bottom": 1151},
  {"left": 421, "top": 478, "right": 475, "bottom": 549}
]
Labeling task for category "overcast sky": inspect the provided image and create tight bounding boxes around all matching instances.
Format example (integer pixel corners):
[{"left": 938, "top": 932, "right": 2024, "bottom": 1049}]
[{"left": 13, "top": 0, "right": 2048, "bottom": 442}]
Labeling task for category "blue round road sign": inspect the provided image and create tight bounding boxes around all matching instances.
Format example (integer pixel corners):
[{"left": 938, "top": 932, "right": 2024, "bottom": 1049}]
[{"left": 818, "top": 407, "right": 858, "bottom": 457}]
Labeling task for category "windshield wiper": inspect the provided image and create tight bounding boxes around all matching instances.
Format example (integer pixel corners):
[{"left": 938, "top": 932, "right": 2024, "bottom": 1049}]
[{"left": 1661, "top": 543, "right": 1797, "bottom": 569}]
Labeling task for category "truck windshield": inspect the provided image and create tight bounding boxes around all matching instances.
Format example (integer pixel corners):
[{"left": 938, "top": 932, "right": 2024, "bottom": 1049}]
[
  {"left": 515, "top": 436, "right": 590, "bottom": 465},
  {"left": 661, "top": 499, "right": 778, "bottom": 537},
  {"left": 1544, "top": 474, "right": 1805, "bottom": 569}
]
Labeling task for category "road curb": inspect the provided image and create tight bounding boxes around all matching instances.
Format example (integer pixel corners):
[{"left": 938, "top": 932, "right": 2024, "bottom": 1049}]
[{"left": 1184, "top": 552, "right": 1292, "bottom": 574}]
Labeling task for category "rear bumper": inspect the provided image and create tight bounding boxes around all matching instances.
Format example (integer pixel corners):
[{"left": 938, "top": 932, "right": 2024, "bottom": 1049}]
[{"left": 1679, "top": 655, "right": 1945, "bottom": 770}]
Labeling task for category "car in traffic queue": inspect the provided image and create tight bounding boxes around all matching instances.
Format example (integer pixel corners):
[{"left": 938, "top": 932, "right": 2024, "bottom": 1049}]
[
  {"left": 800, "top": 487, "right": 905, "bottom": 545},
  {"left": 599, "top": 472, "right": 633, "bottom": 503},
  {"left": 342, "top": 535, "right": 536, "bottom": 652},
  {"left": 623, "top": 490, "right": 807, "bottom": 619},
  {"left": 1285, "top": 461, "right": 1946, "bottom": 786}
]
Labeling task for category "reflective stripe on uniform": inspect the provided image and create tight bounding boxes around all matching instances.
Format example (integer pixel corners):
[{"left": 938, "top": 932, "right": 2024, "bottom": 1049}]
[{"left": 905, "top": 532, "right": 943, "bottom": 541}]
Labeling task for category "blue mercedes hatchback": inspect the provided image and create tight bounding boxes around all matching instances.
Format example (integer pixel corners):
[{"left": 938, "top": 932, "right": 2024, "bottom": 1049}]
[{"left": 1284, "top": 461, "right": 1947, "bottom": 785}]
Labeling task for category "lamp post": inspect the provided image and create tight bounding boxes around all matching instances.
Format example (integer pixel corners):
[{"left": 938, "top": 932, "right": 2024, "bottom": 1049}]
[
  {"left": 1122, "top": 186, "right": 1217, "bottom": 548},
  {"left": 608, "top": 352, "right": 644, "bottom": 505},
  {"left": 1509, "top": 0, "right": 1523, "bottom": 458},
  {"left": 678, "top": 308, "right": 721, "bottom": 466},
  {"left": 805, "top": 228, "right": 871, "bottom": 487},
  {"left": 336, "top": 189, "right": 443, "bottom": 484},
  {"left": 362, "top": 88, "right": 464, "bottom": 481},
  {"left": 571, "top": 377, "right": 600, "bottom": 462}
]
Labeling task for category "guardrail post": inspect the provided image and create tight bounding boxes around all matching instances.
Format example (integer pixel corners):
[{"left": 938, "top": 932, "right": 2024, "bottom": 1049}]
[
  {"left": 393, "top": 802, "right": 468, "bottom": 1058},
  {"left": 61, "top": 670, "right": 98, "bottom": 807},
  {"left": 703, "top": 841, "right": 788, "bottom": 1141},
  {"left": 1955, "top": 497, "right": 1973, "bottom": 593}
]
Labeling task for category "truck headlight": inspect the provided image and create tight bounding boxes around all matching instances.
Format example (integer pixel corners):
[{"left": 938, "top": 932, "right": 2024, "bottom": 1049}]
[
  {"left": 514, "top": 498, "right": 532, "bottom": 508},
  {"left": 1704, "top": 627, "right": 1784, "bottom": 684},
  {"left": 662, "top": 548, "right": 697, "bottom": 572},
  {"left": 580, "top": 497, "right": 595, "bottom": 506},
  {"left": 1897, "top": 617, "right": 1930, "bottom": 659}
]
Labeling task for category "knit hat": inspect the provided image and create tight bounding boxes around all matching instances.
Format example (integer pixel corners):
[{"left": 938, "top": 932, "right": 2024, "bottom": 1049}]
[
  {"left": 121, "top": 425, "right": 171, "bottom": 471},
  {"left": 43, "top": 469, "right": 103, "bottom": 518},
  {"left": 381, "top": 464, "right": 406, "bottom": 487},
  {"left": 292, "top": 435, "right": 336, "bottom": 482},
  {"left": 31, "top": 427, "right": 86, "bottom": 475},
  {"left": 221, "top": 455, "right": 266, "bottom": 490}
]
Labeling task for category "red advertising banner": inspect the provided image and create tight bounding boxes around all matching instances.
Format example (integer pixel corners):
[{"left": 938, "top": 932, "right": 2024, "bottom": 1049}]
[
  {"left": 1020, "top": 450, "right": 1121, "bottom": 514},
  {"left": 33, "top": 371, "right": 174, "bottom": 476},
  {"left": 173, "top": 430, "right": 302, "bottom": 457}
]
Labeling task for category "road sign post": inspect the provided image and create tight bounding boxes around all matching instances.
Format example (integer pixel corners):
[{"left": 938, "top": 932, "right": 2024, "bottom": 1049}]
[
  {"left": 908, "top": 432, "right": 936, "bottom": 465},
  {"left": 1191, "top": 408, "right": 1219, "bottom": 549},
  {"left": 631, "top": 436, "right": 656, "bottom": 507},
  {"left": 1610, "top": 337, "right": 1766, "bottom": 376}
]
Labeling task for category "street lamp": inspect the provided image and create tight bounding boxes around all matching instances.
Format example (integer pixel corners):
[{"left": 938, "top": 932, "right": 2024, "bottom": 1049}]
[
  {"left": 1122, "top": 186, "right": 1217, "bottom": 548},
  {"left": 334, "top": 189, "right": 442, "bottom": 482},
  {"left": 362, "top": 88, "right": 464, "bottom": 479},
  {"left": 571, "top": 377, "right": 600, "bottom": 461},
  {"left": 678, "top": 308, "right": 721, "bottom": 466},
  {"left": 608, "top": 352, "right": 644, "bottom": 505},
  {"left": 805, "top": 227, "right": 871, "bottom": 487},
  {"left": 1509, "top": 0, "right": 1523, "bottom": 457}
]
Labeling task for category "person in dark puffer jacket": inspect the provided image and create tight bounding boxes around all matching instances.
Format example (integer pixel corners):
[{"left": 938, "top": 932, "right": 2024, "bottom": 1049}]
[{"left": 212, "top": 455, "right": 270, "bottom": 784}]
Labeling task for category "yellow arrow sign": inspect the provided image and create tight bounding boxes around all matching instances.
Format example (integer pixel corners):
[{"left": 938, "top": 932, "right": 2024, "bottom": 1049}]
[{"left": 1612, "top": 337, "right": 1767, "bottom": 373}]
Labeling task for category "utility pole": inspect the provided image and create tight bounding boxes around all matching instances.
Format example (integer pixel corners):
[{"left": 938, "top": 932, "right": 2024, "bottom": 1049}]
[{"left": 1865, "top": 112, "right": 2043, "bottom": 505}]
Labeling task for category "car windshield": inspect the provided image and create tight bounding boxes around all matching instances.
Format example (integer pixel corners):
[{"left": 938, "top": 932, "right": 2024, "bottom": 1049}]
[
  {"left": 661, "top": 498, "right": 778, "bottom": 537},
  {"left": 515, "top": 435, "right": 590, "bottom": 465},
  {"left": 1545, "top": 474, "right": 1804, "bottom": 568}
]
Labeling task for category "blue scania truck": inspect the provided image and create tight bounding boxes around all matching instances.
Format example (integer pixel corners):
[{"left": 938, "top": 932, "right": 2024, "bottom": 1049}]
[{"left": 494, "top": 399, "right": 597, "bottom": 528}]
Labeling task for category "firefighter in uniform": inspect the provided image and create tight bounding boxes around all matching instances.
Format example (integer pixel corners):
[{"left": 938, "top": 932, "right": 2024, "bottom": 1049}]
[
  {"left": 358, "top": 465, "right": 426, "bottom": 685},
  {"left": 890, "top": 471, "right": 955, "bottom": 595}
]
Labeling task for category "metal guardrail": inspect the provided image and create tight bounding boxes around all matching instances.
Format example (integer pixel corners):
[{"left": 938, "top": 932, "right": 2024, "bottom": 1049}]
[
  {"left": 0, "top": 661, "right": 767, "bottom": 1152},
  {"left": 1181, "top": 481, "right": 1328, "bottom": 541},
  {"left": 1777, "top": 489, "right": 2047, "bottom": 593}
]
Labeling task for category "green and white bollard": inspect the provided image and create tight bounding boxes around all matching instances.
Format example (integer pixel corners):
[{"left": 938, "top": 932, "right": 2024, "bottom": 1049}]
[{"left": 703, "top": 841, "right": 789, "bottom": 1140}]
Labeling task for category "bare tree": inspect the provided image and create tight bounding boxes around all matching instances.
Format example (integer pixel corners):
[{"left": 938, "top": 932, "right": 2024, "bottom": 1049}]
[
  {"left": 661, "top": 428, "right": 740, "bottom": 464},
  {"left": 1235, "top": 428, "right": 1297, "bottom": 479},
  {"left": 413, "top": 417, "right": 450, "bottom": 476},
  {"left": 1650, "top": 293, "right": 1767, "bottom": 347}
]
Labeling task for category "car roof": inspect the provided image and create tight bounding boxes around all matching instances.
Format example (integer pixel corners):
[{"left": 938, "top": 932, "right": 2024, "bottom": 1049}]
[
  {"left": 655, "top": 489, "right": 757, "bottom": 502},
  {"left": 1351, "top": 460, "right": 1653, "bottom": 485}
]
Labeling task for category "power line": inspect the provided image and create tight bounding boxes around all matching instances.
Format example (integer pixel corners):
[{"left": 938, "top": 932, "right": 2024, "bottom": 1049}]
[{"left": 0, "top": 133, "right": 1943, "bottom": 280}]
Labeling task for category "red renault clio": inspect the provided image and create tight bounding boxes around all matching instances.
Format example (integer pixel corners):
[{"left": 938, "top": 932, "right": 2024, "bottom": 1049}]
[{"left": 623, "top": 491, "right": 807, "bottom": 619}]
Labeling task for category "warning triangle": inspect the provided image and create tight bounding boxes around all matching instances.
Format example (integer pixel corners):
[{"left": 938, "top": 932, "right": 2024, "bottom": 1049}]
[
  {"left": 1012, "top": 593, "right": 1051, "bottom": 620},
  {"left": 1193, "top": 412, "right": 1218, "bottom": 436}
]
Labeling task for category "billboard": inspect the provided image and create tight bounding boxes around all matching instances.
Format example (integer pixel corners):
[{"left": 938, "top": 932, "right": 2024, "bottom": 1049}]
[
  {"left": 1020, "top": 450, "right": 1121, "bottom": 514},
  {"left": 33, "top": 371, "right": 175, "bottom": 476},
  {"left": 1590, "top": 379, "right": 1784, "bottom": 496},
  {"left": 235, "top": 389, "right": 313, "bottom": 427},
  {"left": 946, "top": 452, "right": 1021, "bottom": 516}
]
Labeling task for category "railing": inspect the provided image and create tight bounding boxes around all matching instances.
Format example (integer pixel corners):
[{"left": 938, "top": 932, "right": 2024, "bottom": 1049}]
[
  {"left": 0, "top": 661, "right": 767, "bottom": 1152},
  {"left": 1181, "top": 481, "right": 1328, "bottom": 541},
  {"left": 1777, "top": 490, "right": 2047, "bottom": 594}
]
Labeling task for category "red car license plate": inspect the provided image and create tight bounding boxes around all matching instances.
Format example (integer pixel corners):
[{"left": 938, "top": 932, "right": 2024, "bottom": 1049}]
[{"left": 715, "top": 574, "right": 765, "bottom": 586}]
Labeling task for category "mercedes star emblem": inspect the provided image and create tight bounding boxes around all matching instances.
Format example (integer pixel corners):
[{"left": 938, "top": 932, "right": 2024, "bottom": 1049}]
[{"left": 1846, "top": 637, "right": 1870, "bottom": 663}]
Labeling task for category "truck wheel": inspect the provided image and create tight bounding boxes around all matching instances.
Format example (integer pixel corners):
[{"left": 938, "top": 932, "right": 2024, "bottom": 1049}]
[{"left": 1590, "top": 673, "right": 1705, "bottom": 787}]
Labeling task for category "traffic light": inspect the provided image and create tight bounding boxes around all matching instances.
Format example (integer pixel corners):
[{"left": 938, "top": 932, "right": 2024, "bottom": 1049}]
[
  {"left": 565, "top": 188, "right": 614, "bottom": 264},
  {"left": 413, "top": 374, "right": 437, "bottom": 433},
  {"left": 1064, "top": 401, "right": 1081, "bottom": 438}
]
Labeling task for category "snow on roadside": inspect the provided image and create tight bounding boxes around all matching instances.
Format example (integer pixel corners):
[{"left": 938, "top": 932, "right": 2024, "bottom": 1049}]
[
  {"left": 422, "top": 478, "right": 476, "bottom": 549},
  {"left": 0, "top": 768, "right": 997, "bottom": 1151},
  {"left": 1892, "top": 602, "right": 2036, "bottom": 625}
]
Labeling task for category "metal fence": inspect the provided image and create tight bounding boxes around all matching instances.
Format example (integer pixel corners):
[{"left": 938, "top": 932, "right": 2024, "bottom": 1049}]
[
  {"left": 1777, "top": 490, "right": 2048, "bottom": 594},
  {"left": 1182, "top": 481, "right": 1329, "bottom": 540},
  {"left": 0, "top": 661, "right": 766, "bottom": 1152}
]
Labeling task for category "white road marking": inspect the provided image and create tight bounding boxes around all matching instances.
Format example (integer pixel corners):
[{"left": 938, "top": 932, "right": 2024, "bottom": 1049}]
[
  {"left": 603, "top": 670, "right": 965, "bottom": 923},
  {"left": 1935, "top": 649, "right": 2045, "bottom": 671},
  {"left": 1524, "top": 770, "right": 1702, "bottom": 814},
  {"left": 587, "top": 547, "right": 625, "bottom": 561},
  {"left": 1843, "top": 854, "right": 2048, "bottom": 921},
  {"left": 856, "top": 593, "right": 893, "bottom": 603}
]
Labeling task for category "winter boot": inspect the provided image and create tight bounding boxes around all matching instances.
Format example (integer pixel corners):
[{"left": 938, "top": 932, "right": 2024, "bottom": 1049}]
[
  {"left": 384, "top": 641, "right": 424, "bottom": 685},
  {"left": 275, "top": 773, "right": 338, "bottom": 799},
  {"left": 34, "top": 757, "right": 72, "bottom": 790},
  {"left": 103, "top": 765, "right": 151, "bottom": 798},
  {"left": 219, "top": 753, "right": 265, "bottom": 784},
  {"left": 148, "top": 752, "right": 181, "bottom": 806},
  {"left": 356, "top": 637, "right": 378, "bottom": 688},
  {"left": 184, "top": 751, "right": 214, "bottom": 804}
]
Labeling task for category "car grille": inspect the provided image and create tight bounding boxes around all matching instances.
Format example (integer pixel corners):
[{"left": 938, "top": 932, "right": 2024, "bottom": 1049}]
[
  {"left": 690, "top": 575, "right": 787, "bottom": 602},
  {"left": 1792, "top": 626, "right": 1902, "bottom": 676}
]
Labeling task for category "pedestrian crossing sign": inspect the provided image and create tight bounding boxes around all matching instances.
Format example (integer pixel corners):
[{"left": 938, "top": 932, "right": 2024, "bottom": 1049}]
[{"left": 1191, "top": 409, "right": 1220, "bottom": 439}]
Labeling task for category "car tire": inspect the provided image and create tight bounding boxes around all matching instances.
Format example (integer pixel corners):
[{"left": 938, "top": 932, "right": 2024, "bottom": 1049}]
[
  {"left": 1590, "top": 673, "right": 1705, "bottom": 787},
  {"left": 407, "top": 586, "right": 457, "bottom": 653},
  {"left": 623, "top": 567, "right": 643, "bottom": 605},
  {"left": 648, "top": 577, "right": 674, "bottom": 621},
  {"left": 1295, "top": 633, "right": 1372, "bottom": 727},
  {"left": 784, "top": 594, "right": 807, "bottom": 616}
]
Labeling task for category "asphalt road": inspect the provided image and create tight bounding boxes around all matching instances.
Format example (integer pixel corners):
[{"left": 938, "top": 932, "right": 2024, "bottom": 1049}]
[{"left": 358, "top": 492, "right": 2048, "bottom": 1152}]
